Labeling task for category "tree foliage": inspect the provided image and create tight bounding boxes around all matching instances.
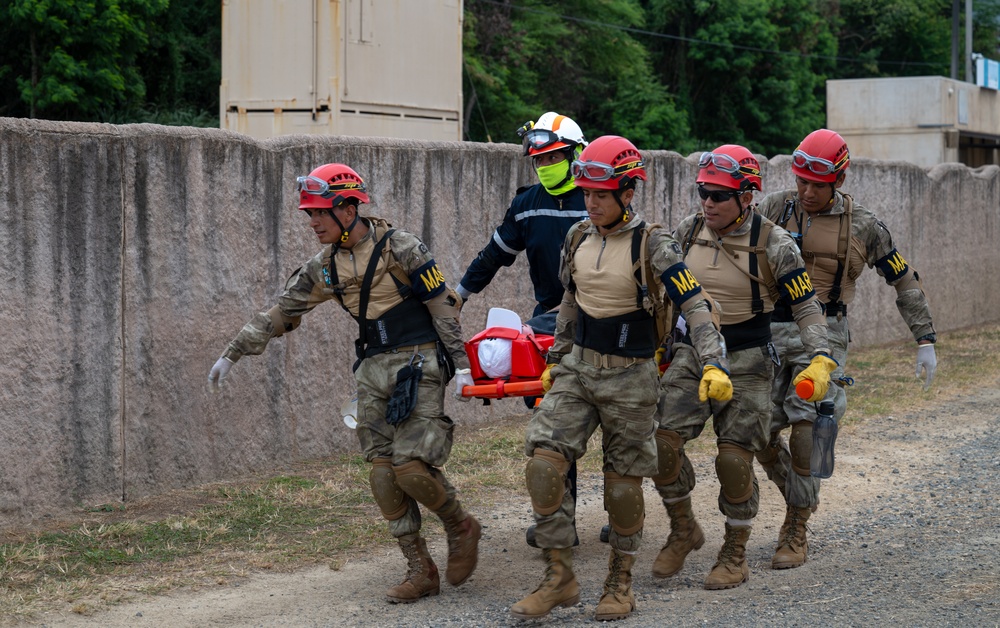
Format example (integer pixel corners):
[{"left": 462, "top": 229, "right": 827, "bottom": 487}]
[{"left": 1, "top": 0, "right": 999, "bottom": 151}]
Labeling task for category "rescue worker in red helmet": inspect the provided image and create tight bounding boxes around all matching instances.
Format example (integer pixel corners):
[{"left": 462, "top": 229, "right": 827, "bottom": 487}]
[
  {"left": 456, "top": 111, "right": 591, "bottom": 547},
  {"left": 208, "top": 163, "right": 481, "bottom": 605},
  {"left": 755, "top": 129, "right": 937, "bottom": 569},
  {"left": 510, "top": 136, "right": 731, "bottom": 621},
  {"left": 651, "top": 144, "right": 834, "bottom": 590}
]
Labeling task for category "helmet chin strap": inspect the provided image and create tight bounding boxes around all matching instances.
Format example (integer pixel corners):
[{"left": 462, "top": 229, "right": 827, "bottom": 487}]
[
  {"left": 603, "top": 192, "right": 631, "bottom": 230},
  {"left": 327, "top": 204, "right": 359, "bottom": 251},
  {"left": 719, "top": 194, "right": 749, "bottom": 232}
]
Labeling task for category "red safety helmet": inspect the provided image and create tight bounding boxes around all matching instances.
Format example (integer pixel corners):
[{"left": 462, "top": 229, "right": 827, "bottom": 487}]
[
  {"left": 570, "top": 135, "right": 647, "bottom": 191},
  {"left": 297, "top": 163, "right": 370, "bottom": 210},
  {"left": 791, "top": 129, "right": 850, "bottom": 183},
  {"left": 696, "top": 145, "right": 762, "bottom": 192}
]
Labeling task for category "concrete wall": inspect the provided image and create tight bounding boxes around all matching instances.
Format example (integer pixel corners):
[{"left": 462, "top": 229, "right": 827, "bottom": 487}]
[{"left": 1, "top": 117, "right": 997, "bottom": 524}]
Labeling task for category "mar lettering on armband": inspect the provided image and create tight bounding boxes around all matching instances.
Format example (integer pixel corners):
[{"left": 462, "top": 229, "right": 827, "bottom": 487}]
[
  {"left": 875, "top": 248, "right": 909, "bottom": 282},
  {"left": 778, "top": 268, "right": 816, "bottom": 305},
  {"left": 662, "top": 262, "right": 703, "bottom": 306},
  {"left": 410, "top": 259, "right": 448, "bottom": 301}
]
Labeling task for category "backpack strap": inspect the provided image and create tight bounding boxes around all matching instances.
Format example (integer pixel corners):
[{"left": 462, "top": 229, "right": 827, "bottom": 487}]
[
  {"left": 707, "top": 214, "right": 779, "bottom": 310},
  {"left": 565, "top": 221, "right": 591, "bottom": 294},
  {"left": 826, "top": 194, "right": 853, "bottom": 307},
  {"left": 355, "top": 229, "right": 396, "bottom": 360}
]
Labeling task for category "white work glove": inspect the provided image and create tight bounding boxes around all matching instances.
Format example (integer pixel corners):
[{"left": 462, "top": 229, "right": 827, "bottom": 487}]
[
  {"left": 453, "top": 368, "right": 474, "bottom": 401},
  {"left": 916, "top": 343, "right": 937, "bottom": 390},
  {"left": 208, "top": 357, "right": 235, "bottom": 393}
]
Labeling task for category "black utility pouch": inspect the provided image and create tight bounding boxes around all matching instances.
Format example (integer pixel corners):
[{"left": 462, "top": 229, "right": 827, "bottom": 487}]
[{"left": 385, "top": 353, "right": 424, "bottom": 426}]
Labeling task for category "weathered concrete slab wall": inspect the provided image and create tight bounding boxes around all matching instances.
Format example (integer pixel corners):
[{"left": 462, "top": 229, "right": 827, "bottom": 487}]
[{"left": 1, "top": 118, "right": 997, "bottom": 523}]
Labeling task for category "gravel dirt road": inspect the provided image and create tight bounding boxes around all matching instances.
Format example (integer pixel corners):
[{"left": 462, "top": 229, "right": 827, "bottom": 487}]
[{"left": 36, "top": 387, "right": 1000, "bottom": 627}]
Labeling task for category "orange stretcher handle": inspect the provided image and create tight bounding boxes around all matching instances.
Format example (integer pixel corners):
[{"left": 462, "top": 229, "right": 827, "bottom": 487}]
[{"left": 462, "top": 380, "right": 545, "bottom": 399}]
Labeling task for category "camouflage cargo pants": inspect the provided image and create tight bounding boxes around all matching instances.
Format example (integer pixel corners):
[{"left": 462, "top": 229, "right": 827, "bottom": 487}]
[
  {"left": 355, "top": 341, "right": 459, "bottom": 537},
  {"left": 655, "top": 341, "right": 773, "bottom": 520},
  {"left": 524, "top": 349, "right": 660, "bottom": 552},
  {"left": 762, "top": 317, "right": 849, "bottom": 509}
]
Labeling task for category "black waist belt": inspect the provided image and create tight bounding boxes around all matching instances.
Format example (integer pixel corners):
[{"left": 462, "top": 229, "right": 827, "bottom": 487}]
[
  {"left": 720, "top": 312, "right": 772, "bottom": 352},
  {"left": 771, "top": 299, "right": 794, "bottom": 323},
  {"left": 576, "top": 308, "right": 657, "bottom": 358},
  {"left": 824, "top": 302, "right": 847, "bottom": 317},
  {"left": 357, "top": 298, "right": 438, "bottom": 358}
]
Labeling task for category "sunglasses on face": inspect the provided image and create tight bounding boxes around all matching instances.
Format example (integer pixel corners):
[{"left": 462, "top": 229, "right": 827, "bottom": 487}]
[{"left": 697, "top": 185, "right": 741, "bottom": 203}]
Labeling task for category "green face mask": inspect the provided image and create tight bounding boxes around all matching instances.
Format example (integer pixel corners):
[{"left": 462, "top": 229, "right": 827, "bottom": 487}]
[{"left": 536, "top": 160, "right": 575, "bottom": 195}]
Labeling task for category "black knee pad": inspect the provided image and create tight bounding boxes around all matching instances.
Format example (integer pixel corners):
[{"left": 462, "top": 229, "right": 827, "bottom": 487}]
[
  {"left": 525, "top": 448, "right": 569, "bottom": 516},
  {"left": 369, "top": 458, "right": 408, "bottom": 520},
  {"left": 394, "top": 459, "right": 448, "bottom": 511},
  {"left": 715, "top": 443, "right": 755, "bottom": 504},
  {"left": 604, "top": 472, "right": 644, "bottom": 536},
  {"left": 651, "top": 429, "right": 683, "bottom": 487}
]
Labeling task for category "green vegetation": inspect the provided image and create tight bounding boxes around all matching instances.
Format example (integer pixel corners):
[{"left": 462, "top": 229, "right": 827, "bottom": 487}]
[
  {"left": 3, "top": 1, "right": 1000, "bottom": 151},
  {"left": 0, "top": 323, "right": 995, "bottom": 620}
]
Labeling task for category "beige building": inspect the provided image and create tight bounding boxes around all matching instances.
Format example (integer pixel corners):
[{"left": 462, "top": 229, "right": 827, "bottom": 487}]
[
  {"left": 220, "top": 0, "right": 463, "bottom": 140},
  {"left": 827, "top": 76, "right": 1000, "bottom": 168}
]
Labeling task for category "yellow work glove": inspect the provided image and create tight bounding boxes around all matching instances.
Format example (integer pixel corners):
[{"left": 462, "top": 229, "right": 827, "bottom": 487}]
[
  {"left": 698, "top": 364, "right": 733, "bottom": 402},
  {"left": 792, "top": 354, "right": 839, "bottom": 402},
  {"left": 540, "top": 364, "right": 556, "bottom": 393},
  {"left": 655, "top": 347, "right": 667, "bottom": 365}
]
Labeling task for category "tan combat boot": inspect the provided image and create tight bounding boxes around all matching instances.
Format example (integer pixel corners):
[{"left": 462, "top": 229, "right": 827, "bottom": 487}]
[
  {"left": 651, "top": 497, "right": 705, "bottom": 578},
  {"left": 386, "top": 534, "right": 440, "bottom": 603},
  {"left": 772, "top": 505, "right": 812, "bottom": 569},
  {"left": 703, "top": 523, "right": 751, "bottom": 590},
  {"left": 595, "top": 549, "right": 637, "bottom": 621},
  {"left": 440, "top": 508, "right": 482, "bottom": 586},
  {"left": 509, "top": 548, "right": 580, "bottom": 619}
]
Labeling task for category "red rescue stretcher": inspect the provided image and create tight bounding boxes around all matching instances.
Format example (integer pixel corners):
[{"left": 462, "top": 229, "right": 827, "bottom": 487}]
[{"left": 461, "top": 309, "right": 553, "bottom": 401}]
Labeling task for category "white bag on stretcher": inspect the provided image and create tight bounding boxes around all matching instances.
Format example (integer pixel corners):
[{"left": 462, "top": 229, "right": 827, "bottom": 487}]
[{"left": 477, "top": 308, "right": 522, "bottom": 379}]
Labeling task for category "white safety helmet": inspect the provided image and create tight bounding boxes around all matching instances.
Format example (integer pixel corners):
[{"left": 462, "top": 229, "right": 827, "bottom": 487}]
[{"left": 519, "top": 111, "right": 588, "bottom": 157}]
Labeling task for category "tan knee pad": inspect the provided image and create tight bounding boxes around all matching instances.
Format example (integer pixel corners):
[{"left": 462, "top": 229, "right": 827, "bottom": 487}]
[
  {"left": 525, "top": 448, "right": 569, "bottom": 516},
  {"left": 604, "top": 472, "right": 645, "bottom": 536},
  {"left": 651, "top": 429, "right": 684, "bottom": 487},
  {"left": 715, "top": 443, "right": 755, "bottom": 504},
  {"left": 369, "top": 458, "right": 408, "bottom": 521},
  {"left": 789, "top": 422, "right": 813, "bottom": 476},
  {"left": 394, "top": 459, "right": 448, "bottom": 512}
]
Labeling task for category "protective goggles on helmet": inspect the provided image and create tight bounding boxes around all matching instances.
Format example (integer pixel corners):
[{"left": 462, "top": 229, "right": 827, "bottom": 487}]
[
  {"left": 570, "top": 159, "right": 644, "bottom": 182},
  {"left": 520, "top": 128, "right": 569, "bottom": 155},
  {"left": 698, "top": 151, "right": 741, "bottom": 175},
  {"left": 697, "top": 185, "right": 741, "bottom": 203},
  {"left": 792, "top": 150, "right": 846, "bottom": 176},
  {"left": 296, "top": 175, "right": 366, "bottom": 198}
]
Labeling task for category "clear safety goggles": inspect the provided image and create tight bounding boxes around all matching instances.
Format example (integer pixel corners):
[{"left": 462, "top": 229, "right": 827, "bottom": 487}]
[
  {"left": 295, "top": 175, "right": 366, "bottom": 198},
  {"left": 698, "top": 151, "right": 741, "bottom": 174},
  {"left": 570, "top": 159, "right": 644, "bottom": 182},
  {"left": 791, "top": 150, "right": 843, "bottom": 176},
  {"left": 521, "top": 128, "right": 565, "bottom": 155}
]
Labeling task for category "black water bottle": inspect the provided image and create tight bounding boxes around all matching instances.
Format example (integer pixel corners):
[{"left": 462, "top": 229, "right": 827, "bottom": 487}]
[{"left": 810, "top": 401, "right": 837, "bottom": 479}]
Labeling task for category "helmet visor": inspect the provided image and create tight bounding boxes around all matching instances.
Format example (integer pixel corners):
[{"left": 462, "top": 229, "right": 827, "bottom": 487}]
[
  {"left": 792, "top": 150, "right": 841, "bottom": 176},
  {"left": 698, "top": 152, "right": 741, "bottom": 174},
  {"left": 522, "top": 128, "right": 564, "bottom": 155}
]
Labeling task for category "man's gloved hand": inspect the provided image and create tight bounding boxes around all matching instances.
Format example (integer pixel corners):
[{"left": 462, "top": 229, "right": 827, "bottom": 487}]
[
  {"left": 453, "top": 368, "right": 474, "bottom": 401},
  {"left": 792, "top": 354, "right": 838, "bottom": 402},
  {"left": 916, "top": 343, "right": 937, "bottom": 390},
  {"left": 540, "top": 364, "right": 556, "bottom": 393},
  {"left": 655, "top": 347, "right": 667, "bottom": 365},
  {"left": 698, "top": 364, "right": 733, "bottom": 402},
  {"left": 208, "top": 357, "right": 235, "bottom": 393}
]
